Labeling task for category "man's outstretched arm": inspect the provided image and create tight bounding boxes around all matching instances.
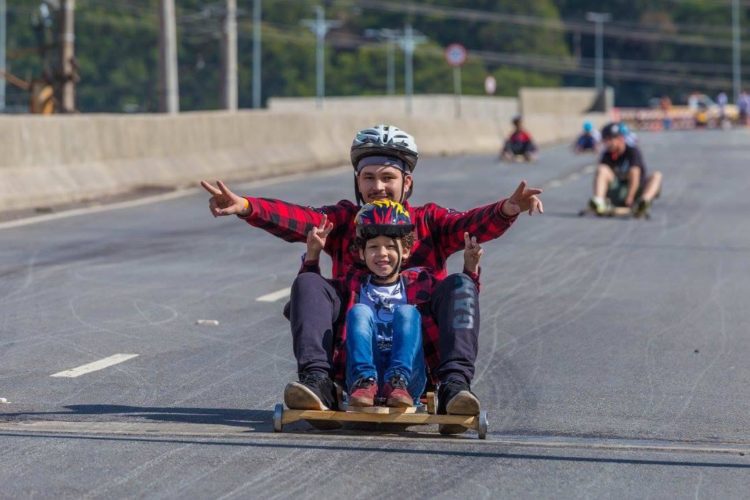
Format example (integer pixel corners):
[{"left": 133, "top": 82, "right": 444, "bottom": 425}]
[
  {"left": 201, "top": 179, "right": 352, "bottom": 244},
  {"left": 428, "top": 180, "right": 544, "bottom": 256}
]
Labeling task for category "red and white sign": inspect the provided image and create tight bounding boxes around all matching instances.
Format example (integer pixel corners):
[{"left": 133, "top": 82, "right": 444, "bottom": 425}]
[{"left": 444, "top": 43, "right": 467, "bottom": 67}]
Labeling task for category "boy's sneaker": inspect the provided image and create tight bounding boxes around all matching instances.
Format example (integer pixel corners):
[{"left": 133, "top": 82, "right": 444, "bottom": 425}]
[
  {"left": 588, "top": 197, "right": 608, "bottom": 216},
  {"left": 382, "top": 375, "right": 413, "bottom": 408},
  {"left": 633, "top": 198, "right": 651, "bottom": 218},
  {"left": 284, "top": 372, "right": 339, "bottom": 411},
  {"left": 437, "top": 379, "right": 481, "bottom": 435},
  {"left": 349, "top": 377, "right": 378, "bottom": 407}
]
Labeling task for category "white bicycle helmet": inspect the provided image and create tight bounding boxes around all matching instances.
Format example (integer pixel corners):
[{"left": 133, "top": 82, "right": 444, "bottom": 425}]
[{"left": 350, "top": 124, "right": 419, "bottom": 173}]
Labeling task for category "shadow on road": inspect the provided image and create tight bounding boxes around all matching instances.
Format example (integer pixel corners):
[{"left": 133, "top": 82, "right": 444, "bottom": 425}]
[{"left": 1, "top": 404, "right": 275, "bottom": 432}]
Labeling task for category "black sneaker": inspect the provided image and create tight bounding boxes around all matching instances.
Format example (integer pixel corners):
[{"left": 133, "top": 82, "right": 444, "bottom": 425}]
[
  {"left": 437, "top": 379, "right": 480, "bottom": 435},
  {"left": 633, "top": 198, "right": 651, "bottom": 219},
  {"left": 284, "top": 372, "right": 339, "bottom": 411}
]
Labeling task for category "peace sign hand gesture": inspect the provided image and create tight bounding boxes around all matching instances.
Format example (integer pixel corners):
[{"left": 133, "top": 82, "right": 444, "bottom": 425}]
[
  {"left": 500, "top": 180, "right": 544, "bottom": 217},
  {"left": 463, "top": 232, "right": 484, "bottom": 274},
  {"left": 201, "top": 180, "right": 250, "bottom": 217},
  {"left": 306, "top": 215, "right": 333, "bottom": 261}
]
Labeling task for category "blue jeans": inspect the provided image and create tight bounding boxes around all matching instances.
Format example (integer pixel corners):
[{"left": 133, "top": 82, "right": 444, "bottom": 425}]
[{"left": 345, "top": 303, "right": 426, "bottom": 403}]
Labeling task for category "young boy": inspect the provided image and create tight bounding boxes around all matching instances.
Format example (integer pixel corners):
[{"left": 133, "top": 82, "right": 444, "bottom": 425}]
[
  {"left": 302, "top": 200, "right": 483, "bottom": 409},
  {"left": 501, "top": 115, "right": 538, "bottom": 162}
]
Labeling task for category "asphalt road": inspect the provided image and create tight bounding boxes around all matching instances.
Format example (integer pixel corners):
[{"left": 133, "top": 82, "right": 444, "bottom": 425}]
[{"left": 1, "top": 129, "right": 750, "bottom": 498}]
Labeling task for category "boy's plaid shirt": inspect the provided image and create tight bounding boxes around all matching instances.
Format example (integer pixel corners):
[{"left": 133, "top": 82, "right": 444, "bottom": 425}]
[
  {"left": 242, "top": 197, "right": 517, "bottom": 280},
  {"left": 298, "top": 260, "right": 481, "bottom": 384}
]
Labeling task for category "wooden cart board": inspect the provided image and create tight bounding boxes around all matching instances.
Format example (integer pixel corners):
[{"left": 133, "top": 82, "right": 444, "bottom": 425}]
[
  {"left": 273, "top": 392, "right": 488, "bottom": 439},
  {"left": 578, "top": 205, "right": 650, "bottom": 219}
]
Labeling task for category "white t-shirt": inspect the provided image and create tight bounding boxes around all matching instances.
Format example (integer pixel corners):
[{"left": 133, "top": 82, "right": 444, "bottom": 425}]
[{"left": 359, "top": 277, "right": 407, "bottom": 352}]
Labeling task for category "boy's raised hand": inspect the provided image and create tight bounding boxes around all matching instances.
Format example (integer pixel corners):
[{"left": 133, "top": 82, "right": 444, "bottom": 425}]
[
  {"left": 201, "top": 180, "right": 250, "bottom": 217},
  {"left": 305, "top": 215, "right": 333, "bottom": 261},
  {"left": 501, "top": 180, "right": 544, "bottom": 217},
  {"left": 463, "top": 232, "right": 484, "bottom": 274}
]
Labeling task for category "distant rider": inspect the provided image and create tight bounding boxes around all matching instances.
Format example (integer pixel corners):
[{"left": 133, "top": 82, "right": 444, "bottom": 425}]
[{"left": 589, "top": 122, "right": 662, "bottom": 218}]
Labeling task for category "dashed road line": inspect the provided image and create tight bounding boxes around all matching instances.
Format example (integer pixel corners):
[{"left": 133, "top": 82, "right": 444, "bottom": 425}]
[
  {"left": 256, "top": 288, "right": 292, "bottom": 303},
  {"left": 50, "top": 354, "right": 140, "bottom": 378}
]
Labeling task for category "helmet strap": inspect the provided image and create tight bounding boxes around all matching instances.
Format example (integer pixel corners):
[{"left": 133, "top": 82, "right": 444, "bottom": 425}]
[{"left": 354, "top": 173, "right": 364, "bottom": 206}]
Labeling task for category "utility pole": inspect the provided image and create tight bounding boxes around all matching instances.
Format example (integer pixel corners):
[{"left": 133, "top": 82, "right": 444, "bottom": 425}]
[
  {"left": 399, "top": 24, "right": 426, "bottom": 115},
  {"left": 586, "top": 12, "right": 610, "bottom": 94},
  {"left": 252, "top": 0, "right": 261, "bottom": 108},
  {"left": 302, "top": 5, "right": 341, "bottom": 109},
  {"left": 365, "top": 28, "right": 399, "bottom": 95},
  {"left": 158, "top": 0, "right": 179, "bottom": 113},
  {"left": 0, "top": 0, "right": 6, "bottom": 112},
  {"left": 60, "top": 0, "right": 75, "bottom": 112},
  {"left": 732, "top": 0, "right": 741, "bottom": 103},
  {"left": 221, "top": 0, "right": 237, "bottom": 110}
]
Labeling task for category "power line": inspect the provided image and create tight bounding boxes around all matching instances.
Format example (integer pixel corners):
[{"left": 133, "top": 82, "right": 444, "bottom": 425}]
[{"left": 351, "top": 0, "right": 750, "bottom": 50}]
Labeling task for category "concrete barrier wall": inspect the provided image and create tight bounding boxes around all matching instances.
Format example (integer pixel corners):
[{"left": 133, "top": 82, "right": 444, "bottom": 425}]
[
  {"left": 268, "top": 95, "right": 519, "bottom": 122},
  {"left": 520, "top": 87, "right": 613, "bottom": 116},
  {"left": 0, "top": 90, "right": 610, "bottom": 212}
]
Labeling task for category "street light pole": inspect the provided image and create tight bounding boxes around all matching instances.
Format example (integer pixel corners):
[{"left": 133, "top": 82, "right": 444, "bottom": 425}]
[
  {"left": 399, "top": 24, "right": 425, "bottom": 115},
  {"left": 732, "top": 0, "right": 741, "bottom": 103},
  {"left": 221, "top": 0, "right": 237, "bottom": 111},
  {"left": 158, "top": 0, "right": 179, "bottom": 113},
  {"left": 302, "top": 6, "right": 341, "bottom": 109},
  {"left": 0, "top": 0, "right": 6, "bottom": 112},
  {"left": 60, "top": 0, "right": 76, "bottom": 112},
  {"left": 252, "top": 0, "right": 261, "bottom": 109},
  {"left": 586, "top": 12, "right": 610, "bottom": 94}
]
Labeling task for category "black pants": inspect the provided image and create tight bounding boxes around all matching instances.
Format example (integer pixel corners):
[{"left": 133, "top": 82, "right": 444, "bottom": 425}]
[{"left": 287, "top": 272, "right": 479, "bottom": 385}]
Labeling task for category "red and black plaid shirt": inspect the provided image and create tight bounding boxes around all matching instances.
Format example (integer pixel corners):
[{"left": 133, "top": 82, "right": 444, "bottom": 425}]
[
  {"left": 243, "top": 197, "right": 517, "bottom": 280},
  {"left": 298, "top": 260, "right": 480, "bottom": 383}
]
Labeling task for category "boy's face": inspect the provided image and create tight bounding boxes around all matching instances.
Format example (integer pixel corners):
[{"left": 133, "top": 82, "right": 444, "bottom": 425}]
[
  {"left": 357, "top": 165, "right": 413, "bottom": 203},
  {"left": 358, "top": 235, "right": 410, "bottom": 280}
]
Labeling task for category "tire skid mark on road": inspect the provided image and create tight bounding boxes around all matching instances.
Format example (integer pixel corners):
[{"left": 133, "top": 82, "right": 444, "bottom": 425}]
[
  {"left": 669, "top": 264, "right": 730, "bottom": 425},
  {"left": 477, "top": 224, "right": 635, "bottom": 429},
  {"left": 0, "top": 251, "right": 39, "bottom": 304},
  {"left": 80, "top": 443, "right": 193, "bottom": 500}
]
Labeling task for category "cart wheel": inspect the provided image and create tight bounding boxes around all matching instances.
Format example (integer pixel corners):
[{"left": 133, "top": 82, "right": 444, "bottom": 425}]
[
  {"left": 477, "top": 411, "right": 488, "bottom": 440},
  {"left": 426, "top": 391, "right": 437, "bottom": 415},
  {"left": 273, "top": 403, "right": 284, "bottom": 432}
]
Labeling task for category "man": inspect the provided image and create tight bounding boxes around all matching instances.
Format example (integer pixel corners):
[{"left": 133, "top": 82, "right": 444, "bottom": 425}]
[
  {"left": 202, "top": 125, "right": 543, "bottom": 432},
  {"left": 589, "top": 122, "right": 662, "bottom": 218}
]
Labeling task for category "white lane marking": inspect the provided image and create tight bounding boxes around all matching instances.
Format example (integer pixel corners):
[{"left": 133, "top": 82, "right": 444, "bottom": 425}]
[
  {"left": 0, "top": 166, "right": 350, "bottom": 231},
  {"left": 546, "top": 180, "right": 562, "bottom": 188},
  {"left": 583, "top": 164, "right": 596, "bottom": 174},
  {"left": 50, "top": 354, "right": 139, "bottom": 378},
  {"left": 256, "top": 287, "right": 291, "bottom": 303}
]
